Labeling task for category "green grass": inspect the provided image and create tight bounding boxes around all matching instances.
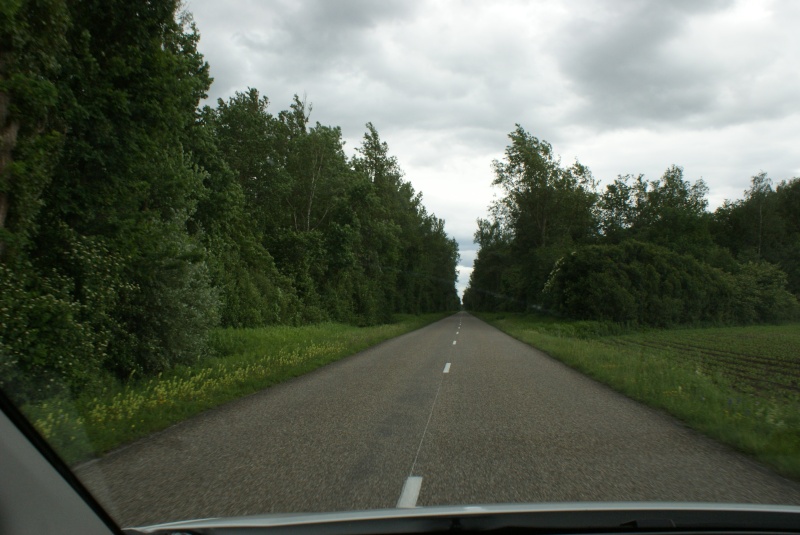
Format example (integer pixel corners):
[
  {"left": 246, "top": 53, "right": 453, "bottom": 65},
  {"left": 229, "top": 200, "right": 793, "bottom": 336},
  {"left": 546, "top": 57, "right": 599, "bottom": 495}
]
[
  {"left": 477, "top": 312, "right": 800, "bottom": 480},
  {"left": 24, "top": 313, "right": 452, "bottom": 465}
]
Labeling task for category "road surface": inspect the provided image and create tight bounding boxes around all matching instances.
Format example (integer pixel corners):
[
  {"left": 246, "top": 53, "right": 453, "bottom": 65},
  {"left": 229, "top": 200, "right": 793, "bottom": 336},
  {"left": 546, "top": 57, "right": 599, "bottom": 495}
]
[{"left": 76, "top": 312, "right": 800, "bottom": 527}]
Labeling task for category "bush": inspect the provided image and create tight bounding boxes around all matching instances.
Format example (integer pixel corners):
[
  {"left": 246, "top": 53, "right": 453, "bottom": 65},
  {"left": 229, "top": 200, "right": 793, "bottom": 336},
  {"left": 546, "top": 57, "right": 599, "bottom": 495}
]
[
  {"left": 542, "top": 241, "right": 774, "bottom": 326},
  {"left": 0, "top": 264, "right": 109, "bottom": 403},
  {"left": 732, "top": 261, "right": 799, "bottom": 322}
]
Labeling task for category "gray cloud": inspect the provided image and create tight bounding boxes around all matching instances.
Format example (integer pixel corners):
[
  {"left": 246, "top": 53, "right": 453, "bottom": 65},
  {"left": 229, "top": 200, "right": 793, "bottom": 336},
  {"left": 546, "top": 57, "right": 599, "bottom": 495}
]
[
  {"left": 231, "top": 0, "right": 416, "bottom": 72},
  {"left": 553, "top": 1, "right": 732, "bottom": 128},
  {"left": 187, "top": 0, "right": 800, "bottom": 263},
  {"left": 194, "top": 0, "right": 570, "bottom": 141},
  {"left": 552, "top": 0, "right": 800, "bottom": 131}
]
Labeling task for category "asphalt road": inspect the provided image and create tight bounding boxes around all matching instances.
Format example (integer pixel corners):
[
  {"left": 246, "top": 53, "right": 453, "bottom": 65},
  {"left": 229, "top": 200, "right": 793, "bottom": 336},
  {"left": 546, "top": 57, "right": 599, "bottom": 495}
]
[{"left": 76, "top": 312, "right": 800, "bottom": 527}]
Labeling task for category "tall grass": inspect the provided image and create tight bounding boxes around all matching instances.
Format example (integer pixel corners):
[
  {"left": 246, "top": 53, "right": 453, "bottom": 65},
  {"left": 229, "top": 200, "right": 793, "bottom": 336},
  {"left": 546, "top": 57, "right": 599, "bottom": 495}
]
[
  {"left": 24, "top": 313, "right": 451, "bottom": 465},
  {"left": 479, "top": 313, "right": 800, "bottom": 480}
]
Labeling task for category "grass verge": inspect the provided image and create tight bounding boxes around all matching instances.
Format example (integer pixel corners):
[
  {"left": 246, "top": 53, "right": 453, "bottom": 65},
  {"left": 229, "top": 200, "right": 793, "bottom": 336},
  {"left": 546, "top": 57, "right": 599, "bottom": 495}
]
[
  {"left": 477, "top": 312, "right": 800, "bottom": 480},
  {"left": 24, "top": 313, "right": 452, "bottom": 465}
]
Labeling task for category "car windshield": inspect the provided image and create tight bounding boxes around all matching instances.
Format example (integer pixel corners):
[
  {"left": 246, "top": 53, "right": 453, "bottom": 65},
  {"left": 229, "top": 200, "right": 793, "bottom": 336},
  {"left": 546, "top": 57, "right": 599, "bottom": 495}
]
[{"left": 2, "top": 0, "right": 800, "bottom": 530}]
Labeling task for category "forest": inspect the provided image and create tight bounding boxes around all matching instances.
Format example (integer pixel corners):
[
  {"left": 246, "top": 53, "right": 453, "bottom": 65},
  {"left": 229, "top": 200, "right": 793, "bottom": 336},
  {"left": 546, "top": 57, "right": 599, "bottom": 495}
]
[
  {"left": 464, "top": 125, "right": 800, "bottom": 325},
  {"left": 0, "top": 0, "right": 460, "bottom": 402}
]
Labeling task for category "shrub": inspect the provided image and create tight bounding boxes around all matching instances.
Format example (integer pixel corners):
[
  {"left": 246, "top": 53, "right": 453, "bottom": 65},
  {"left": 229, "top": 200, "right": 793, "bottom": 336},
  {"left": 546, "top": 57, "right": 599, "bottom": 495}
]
[{"left": 544, "top": 241, "right": 799, "bottom": 326}]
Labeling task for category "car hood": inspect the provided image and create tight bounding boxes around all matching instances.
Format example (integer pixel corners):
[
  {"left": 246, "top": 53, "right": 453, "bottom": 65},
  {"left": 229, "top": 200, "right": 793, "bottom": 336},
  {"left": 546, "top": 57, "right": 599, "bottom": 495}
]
[{"left": 124, "top": 502, "right": 800, "bottom": 534}]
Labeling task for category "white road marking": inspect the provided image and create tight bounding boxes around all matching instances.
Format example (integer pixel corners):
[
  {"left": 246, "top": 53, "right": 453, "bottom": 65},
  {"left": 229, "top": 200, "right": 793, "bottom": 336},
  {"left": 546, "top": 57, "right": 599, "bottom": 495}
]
[
  {"left": 452, "top": 340, "right": 457, "bottom": 345},
  {"left": 397, "top": 476, "right": 423, "bottom": 508},
  {"left": 443, "top": 363, "right": 451, "bottom": 373},
  {"left": 407, "top": 374, "right": 444, "bottom": 479}
]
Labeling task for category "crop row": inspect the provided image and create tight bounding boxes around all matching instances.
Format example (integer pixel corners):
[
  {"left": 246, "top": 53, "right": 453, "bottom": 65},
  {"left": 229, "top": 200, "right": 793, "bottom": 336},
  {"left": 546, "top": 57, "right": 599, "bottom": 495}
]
[
  {"left": 600, "top": 337, "right": 800, "bottom": 398},
  {"left": 614, "top": 337, "right": 800, "bottom": 375},
  {"left": 631, "top": 327, "right": 800, "bottom": 363}
]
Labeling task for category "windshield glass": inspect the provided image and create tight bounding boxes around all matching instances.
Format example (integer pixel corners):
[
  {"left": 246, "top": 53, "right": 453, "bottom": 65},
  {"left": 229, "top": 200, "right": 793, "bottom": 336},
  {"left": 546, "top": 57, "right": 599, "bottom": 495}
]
[{"left": 2, "top": 0, "right": 800, "bottom": 529}]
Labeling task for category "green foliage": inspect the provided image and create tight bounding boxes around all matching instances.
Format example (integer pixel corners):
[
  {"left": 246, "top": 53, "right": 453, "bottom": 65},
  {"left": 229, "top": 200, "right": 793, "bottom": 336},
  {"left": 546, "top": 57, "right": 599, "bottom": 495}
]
[
  {"left": 464, "top": 125, "right": 596, "bottom": 311},
  {"left": 543, "top": 241, "right": 734, "bottom": 325},
  {"left": 732, "top": 261, "right": 799, "bottom": 323},
  {"left": 0, "top": 262, "right": 109, "bottom": 403},
  {"left": 0, "top": 0, "right": 69, "bottom": 260},
  {"left": 204, "top": 92, "right": 460, "bottom": 327},
  {"left": 543, "top": 241, "right": 798, "bottom": 326},
  {"left": 0, "top": 0, "right": 455, "bottom": 410},
  {"left": 466, "top": 127, "right": 798, "bottom": 329},
  {"left": 596, "top": 166, "right": 715, "bottom": 260},
  {"left": 491, "top": 125, "right": 597, "bottom": 250},
  {"left": 26, "top": 0, "right": 221, "bottom": 380},
  {"left": 189, "top": 99, "right": 300, "bottom": 328},
  {"left": 712, "top": 175, "right": 800, "bottom": 296}
]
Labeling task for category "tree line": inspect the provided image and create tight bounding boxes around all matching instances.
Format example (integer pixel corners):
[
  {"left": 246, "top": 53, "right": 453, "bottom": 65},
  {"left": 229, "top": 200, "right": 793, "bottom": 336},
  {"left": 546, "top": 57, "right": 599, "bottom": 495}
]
[
  {"left": 463, "top": 125, "right": 799, "bottom": 325},
  {"left": 0, "top": 0, "right": 459, "bottom": 402}
]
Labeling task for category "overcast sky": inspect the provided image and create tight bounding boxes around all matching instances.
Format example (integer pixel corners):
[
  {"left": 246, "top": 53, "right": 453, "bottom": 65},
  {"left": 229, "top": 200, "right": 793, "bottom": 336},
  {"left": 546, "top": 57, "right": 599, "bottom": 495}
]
[{"left": 185, "top": 0, "right": 800, "bottom": 296}]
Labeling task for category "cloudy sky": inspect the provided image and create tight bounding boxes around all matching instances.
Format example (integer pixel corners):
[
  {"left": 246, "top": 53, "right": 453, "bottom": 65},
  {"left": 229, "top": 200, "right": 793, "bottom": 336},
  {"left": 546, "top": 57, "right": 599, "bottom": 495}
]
[{"left": 185, "top": 0, "right": 800, "bottom": 296}]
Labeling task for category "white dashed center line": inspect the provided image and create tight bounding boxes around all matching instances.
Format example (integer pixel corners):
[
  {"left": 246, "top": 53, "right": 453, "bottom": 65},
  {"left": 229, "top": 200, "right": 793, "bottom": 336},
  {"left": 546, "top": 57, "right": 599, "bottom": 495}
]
[
  {"left": 397, "top": 476, "right": 423, "bottom": 508},
  {"left": 452, "top": 340, "right": 457, "bottom": 345},
  {"left": 443, "top": 362, "right": 451, "bottom": 373}
]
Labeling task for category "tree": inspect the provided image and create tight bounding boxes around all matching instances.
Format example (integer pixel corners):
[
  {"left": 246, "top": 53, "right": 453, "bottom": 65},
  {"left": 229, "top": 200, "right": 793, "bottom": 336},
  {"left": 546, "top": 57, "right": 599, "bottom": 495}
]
[
  {"left": 548, "top": 241, "right": 716, "bottom": 325},
  {"left": 713, "top": 175, "right": 800, "bottom": 296},
  {"left": 187, "top": 104, "right": 298, "bottom": 327},
  {"left": 466, "top": 125, "right": 597, "bottom": 310},
  {"left": 598, "top": 174, "right": 643, "bottom": 242},
  {"left": 746, "top": 172, "right": 772, "bottom": 258},
  {"left": 350, "top": 123, "right": 459, "bottom": 319},
  {"left": 0, "top": 0, "right": 68, "bottom": 260},
  {"left": 35, "top": 0, "right": 219, "bottom": 377},
  {"left": 463, "top": 218, "right": 515, "bottom": 311},
  {"left": 626, "top": 165, "right": 711, "bottom": 254},
  {"left": 353, "top": 122, "right": 403, "bottom": 189},
  {"left": 1, "top": 3, "right": 462, "bottom": 401},
  {"left": 491, "top": 125, "right": 597, "bottom": 249},
  {"left": 773, "top": 178, "right": 800, "bottom": 295},
  {"left": 207, "top": 88, "right": 289, "bottom": 235}
]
